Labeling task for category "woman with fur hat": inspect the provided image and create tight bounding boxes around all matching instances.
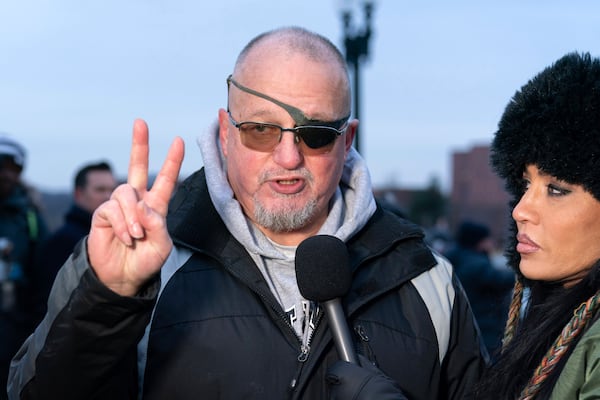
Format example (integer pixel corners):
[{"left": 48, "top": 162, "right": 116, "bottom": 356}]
[{"left": 475, "top": 52, "right": 600, "bottom": 399}]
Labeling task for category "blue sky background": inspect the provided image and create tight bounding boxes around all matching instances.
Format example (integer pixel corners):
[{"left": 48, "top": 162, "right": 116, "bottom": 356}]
[{"left": 2, "top": 1, "right": 600, "bottom": 193}]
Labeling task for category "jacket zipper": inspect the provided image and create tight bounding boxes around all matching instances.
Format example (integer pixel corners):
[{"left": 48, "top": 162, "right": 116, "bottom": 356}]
[
  {"left": 217, "top": 258, "right": 328, "bottom": 394},
  {"left": 355, "top": 324, "right": 377, "bottom": 365},
  {"left": 246, "top": 285, "right": 319, "bottom": 393},
  {"left": 289, "top": 307, "right": 324, "bottom": 391}
]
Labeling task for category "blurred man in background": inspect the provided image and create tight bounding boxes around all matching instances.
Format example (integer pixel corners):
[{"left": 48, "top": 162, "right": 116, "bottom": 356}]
[
  {"left": 0, "top": 135, "right": 48, "bottom": 400},
  {"left": 445, "top": 220, "right": 515, "bottom": 357},
  {"left": 31, "top": 161, "right": 117, "bottom": 320}
]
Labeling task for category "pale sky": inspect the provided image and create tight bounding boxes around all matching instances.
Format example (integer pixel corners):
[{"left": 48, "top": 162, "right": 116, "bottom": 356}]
[{"left": 2, "top": 1, "right": 600, "bottom": 193}]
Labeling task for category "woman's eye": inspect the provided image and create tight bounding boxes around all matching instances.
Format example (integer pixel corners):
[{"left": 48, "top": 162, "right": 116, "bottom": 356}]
[{"left": 548, "top": 184, "right": 569, "bottom": 196}]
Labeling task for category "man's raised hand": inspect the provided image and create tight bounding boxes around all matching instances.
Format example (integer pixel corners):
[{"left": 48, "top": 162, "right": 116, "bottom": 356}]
[{"left": 88, "top": 119, "right": 185, "bottom": 296}]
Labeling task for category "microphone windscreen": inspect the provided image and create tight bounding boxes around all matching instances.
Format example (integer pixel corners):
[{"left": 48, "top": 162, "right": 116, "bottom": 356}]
[{"left": 295, "top": 235, "right": 351, "bottom": 302}]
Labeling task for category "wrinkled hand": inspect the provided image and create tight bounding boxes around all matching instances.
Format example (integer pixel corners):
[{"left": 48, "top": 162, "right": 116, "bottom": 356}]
[
  {"left": 327, "top": 355, "right": 408, "bottom": 400},
  {"left": 88, "top": 119, "right": 184, "bottom": 296}
]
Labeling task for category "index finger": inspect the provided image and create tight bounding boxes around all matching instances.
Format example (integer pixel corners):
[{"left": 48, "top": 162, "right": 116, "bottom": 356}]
[{"left": 127, "top": 119, "right": 150, "bottom": 192}]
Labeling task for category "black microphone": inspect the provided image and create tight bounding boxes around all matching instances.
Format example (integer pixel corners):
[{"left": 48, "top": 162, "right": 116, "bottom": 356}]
[{"left": 295, "top": 235, "right": 358, "bottom": 364}]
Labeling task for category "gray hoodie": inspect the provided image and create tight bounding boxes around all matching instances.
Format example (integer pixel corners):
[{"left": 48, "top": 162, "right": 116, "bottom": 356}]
[{"left": 198, "top": 125, "right": 376, "bottom": 340}]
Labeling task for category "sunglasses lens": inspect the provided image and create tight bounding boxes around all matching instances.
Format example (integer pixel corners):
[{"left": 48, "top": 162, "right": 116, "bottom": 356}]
[
  {"left": 297, "top": 127, "right": 338, "bottom": 150},
  {"left": 239, "top": 123, "right": 281, "bottom": 152},
  {"left": 235, "top": 120, "right": 344, "bottom": 154}
]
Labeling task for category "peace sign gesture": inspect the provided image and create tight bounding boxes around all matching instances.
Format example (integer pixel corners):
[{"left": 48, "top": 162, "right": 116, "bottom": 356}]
[{"left": 88, "top": 119, "right": 185, "bottom": 296}]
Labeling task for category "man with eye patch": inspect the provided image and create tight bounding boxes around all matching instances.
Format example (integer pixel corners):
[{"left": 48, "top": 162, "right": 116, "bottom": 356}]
[{"left": 8, "top": 26, "right": 486, "bottom": 400}]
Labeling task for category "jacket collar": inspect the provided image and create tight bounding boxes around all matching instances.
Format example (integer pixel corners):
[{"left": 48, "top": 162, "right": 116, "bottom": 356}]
[{"left": 344, "top": 205, "right": 437, "bottom": 314}]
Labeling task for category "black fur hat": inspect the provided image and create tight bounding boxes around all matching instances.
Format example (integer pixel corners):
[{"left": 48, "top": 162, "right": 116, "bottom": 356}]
[
  {"left": 491, "top": 52, "right": 600, "bottom": 199},
  {"left": 490, "top": 52, "right": 600, "bottom": 272}
]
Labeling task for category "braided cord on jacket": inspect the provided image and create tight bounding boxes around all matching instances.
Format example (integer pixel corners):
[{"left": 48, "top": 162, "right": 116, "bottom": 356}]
[
  {"left": 518, "top": 291, "right": 600, "bottom": 400},
  {"left": 501, "top": 278, "right": 524, "bottom": 350}
]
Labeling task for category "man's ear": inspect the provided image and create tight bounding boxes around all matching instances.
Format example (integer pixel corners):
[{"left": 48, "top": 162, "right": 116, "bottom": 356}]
[
  {"left": 218, "top": 109, "right": 229, "bottom": 157},
  {"left": 344, "top": 119, "right": 359, "bottom": 153}
]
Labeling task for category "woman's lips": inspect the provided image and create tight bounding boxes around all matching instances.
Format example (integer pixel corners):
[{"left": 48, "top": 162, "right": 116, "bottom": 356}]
[{"left": 516, "top": 233, "right": 540, "bottom": 254}]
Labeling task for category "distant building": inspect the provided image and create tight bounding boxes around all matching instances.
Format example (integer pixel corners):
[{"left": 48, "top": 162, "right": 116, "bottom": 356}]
[
  {"left": 450, "top": 144, "right": 510, "bottom": 249},
  {"left": 372, "top": 144, "right": 510, "bottom": 251}
]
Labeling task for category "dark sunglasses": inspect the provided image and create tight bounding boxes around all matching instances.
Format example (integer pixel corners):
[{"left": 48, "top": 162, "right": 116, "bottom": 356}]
[{"left": 227, "top": 112, "right": 348, "bottom": 155}]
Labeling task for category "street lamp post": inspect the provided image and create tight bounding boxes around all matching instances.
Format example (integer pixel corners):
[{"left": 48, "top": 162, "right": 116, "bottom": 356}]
[{"left": 341, "top": 1, "right": 374, "bottom": 155}]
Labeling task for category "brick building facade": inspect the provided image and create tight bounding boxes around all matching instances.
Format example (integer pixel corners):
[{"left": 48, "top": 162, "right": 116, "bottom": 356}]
[{"left": 449, "top": 145, "right": 510, "bottom": 248}]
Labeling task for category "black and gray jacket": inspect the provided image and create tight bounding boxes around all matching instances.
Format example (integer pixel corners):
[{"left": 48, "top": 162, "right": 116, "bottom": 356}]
[{"left": 8, "top": 169, "right": 486, "bottom": 399}]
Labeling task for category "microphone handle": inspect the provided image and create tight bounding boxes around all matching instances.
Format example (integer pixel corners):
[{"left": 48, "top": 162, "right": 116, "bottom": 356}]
[{"left": 322, "top": 298, "right": 359, "bottom": 364}]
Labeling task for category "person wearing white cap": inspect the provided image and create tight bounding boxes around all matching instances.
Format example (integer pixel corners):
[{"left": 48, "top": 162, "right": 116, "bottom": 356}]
[
  {"left": 0, "top": 134, "right": 48, "bottom": 400},
  {"left": 0, "top": 135, "right": 26, "bottom": 201}
]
